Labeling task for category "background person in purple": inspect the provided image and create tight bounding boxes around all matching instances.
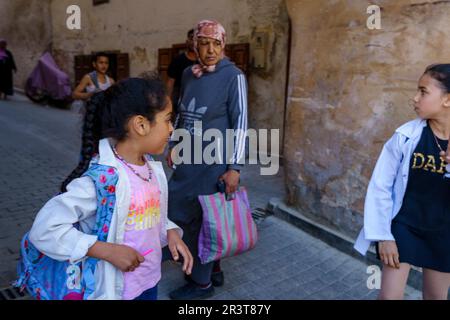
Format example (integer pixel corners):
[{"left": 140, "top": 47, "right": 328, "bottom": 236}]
[{"left": 0, "top": 39, "right": 17, "bottom": 100}]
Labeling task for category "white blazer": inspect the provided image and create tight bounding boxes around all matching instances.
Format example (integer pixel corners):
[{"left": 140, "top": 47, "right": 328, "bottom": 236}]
[
  {"left": 354, "top": 118, "right": 428, "bottom": 255},
  {"left": 28, "top": 138, "right": 182, "bottom": 299}
]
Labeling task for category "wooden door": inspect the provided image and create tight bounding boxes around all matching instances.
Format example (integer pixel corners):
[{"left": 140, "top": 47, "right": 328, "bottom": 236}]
[
  {"left": 171, "top": 43, "right": 188, "bottom": 59},
  {"left": 225, "top": 43, "right": 250, "bottom": 77},
  {"left": 158, "top": 48, "right": 173, "bottom": 83},
  {"left": 74, "top": 55, "right": 92, "bottom": 86},
  {"left": 116, "top": 53, "right": 129, "bottom": 81}
]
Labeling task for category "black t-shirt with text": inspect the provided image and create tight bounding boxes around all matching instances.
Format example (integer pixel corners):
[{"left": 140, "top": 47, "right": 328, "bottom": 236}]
[{"left": 394, "top": 122, "right": 450, "bottom": 230}]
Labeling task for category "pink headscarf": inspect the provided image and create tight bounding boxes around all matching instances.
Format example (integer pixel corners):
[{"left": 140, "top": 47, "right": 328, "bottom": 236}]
[
  {"left": 191, "top": 20, "right": 226, "bottom": 78},
  {"left": 0, "top": 39, "right": 8, "bottom": 60}
]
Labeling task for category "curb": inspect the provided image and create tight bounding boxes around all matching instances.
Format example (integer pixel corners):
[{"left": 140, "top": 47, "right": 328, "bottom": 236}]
[{"left": 267, "top": 198, "right": 423, "bottom": 291}]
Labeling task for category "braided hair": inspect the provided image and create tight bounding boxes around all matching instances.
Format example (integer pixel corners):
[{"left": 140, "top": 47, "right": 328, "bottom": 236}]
[{"left": 60, "top": 74, "right": 167, "bottom": 192}]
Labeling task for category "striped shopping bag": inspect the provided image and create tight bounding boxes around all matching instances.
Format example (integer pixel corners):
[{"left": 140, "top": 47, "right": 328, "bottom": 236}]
[{"left": 197, "top": 187, "right": 258, "bottom": 264}]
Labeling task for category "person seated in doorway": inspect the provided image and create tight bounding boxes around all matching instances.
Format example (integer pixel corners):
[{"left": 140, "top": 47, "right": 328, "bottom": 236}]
[{"left": 72, "top": 52, "right": 115, "bottom": 102}]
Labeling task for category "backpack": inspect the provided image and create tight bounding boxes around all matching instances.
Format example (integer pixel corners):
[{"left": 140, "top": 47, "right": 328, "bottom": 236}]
[{"left": 13, "top": 163, "right": 118, "bottom": 300}]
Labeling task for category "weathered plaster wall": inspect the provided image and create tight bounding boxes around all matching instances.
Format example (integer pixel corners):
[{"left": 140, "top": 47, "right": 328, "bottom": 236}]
[
  {"left": 50, "top": 0, "right": 289, "bottom": 132},
  {"left": 0, "top": 0, "right": 52, "bottom": 89},
  {"left": 284, "top": 0, "right": 450, "bottom": 237}
]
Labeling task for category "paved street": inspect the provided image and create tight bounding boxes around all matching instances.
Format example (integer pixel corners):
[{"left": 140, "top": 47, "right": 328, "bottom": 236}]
[{"left": 0, "top": 94, "right": 421, "bottom": 300}]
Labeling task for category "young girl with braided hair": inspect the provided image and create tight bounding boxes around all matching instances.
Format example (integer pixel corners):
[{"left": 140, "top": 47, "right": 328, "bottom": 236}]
[{"left": 26, "top": 75, "right": 193, "bottom": 300}]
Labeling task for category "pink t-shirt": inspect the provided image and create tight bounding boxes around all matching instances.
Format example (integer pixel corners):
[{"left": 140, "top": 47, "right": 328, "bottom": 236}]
[{"left": 119, "top": 161, "right": 163, "bottom": 300}]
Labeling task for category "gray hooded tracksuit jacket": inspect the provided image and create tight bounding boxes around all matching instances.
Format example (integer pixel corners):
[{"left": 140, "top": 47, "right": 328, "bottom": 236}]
[{"left": 168, "top": 57, "right": 248, "bottom": 226}]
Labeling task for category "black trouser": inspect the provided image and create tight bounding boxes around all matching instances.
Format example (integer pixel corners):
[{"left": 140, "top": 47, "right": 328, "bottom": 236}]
[{"left": 163, "top": 216, "right": 218, "bottom": 285}]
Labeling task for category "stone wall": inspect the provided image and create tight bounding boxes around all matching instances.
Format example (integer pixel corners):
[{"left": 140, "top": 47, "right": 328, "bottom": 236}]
[
  {"left": 284, "top": 0, "right": 450, "bottom": 237},
  {"left": 4, "top": 0, "right": 448, "bottom": 241},
  {"left": 50, "top": 0, "right": 289, "bottom": 133}
]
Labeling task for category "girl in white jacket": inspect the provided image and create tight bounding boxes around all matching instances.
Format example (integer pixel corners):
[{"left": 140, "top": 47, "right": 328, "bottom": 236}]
[
  {"left": 27, "top": 75, "right": 193, "bottom": 300},
  {"left": 355, "top": 64, "right": 450, "bottom": 300}
]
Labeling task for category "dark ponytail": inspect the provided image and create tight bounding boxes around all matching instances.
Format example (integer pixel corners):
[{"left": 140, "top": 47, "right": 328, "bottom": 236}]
[
  {"left": 424, "top": 64, "right": 450, "bottom": 93},
  {"left": 60, "top": 73, "right": 167, "bottom": 192}
]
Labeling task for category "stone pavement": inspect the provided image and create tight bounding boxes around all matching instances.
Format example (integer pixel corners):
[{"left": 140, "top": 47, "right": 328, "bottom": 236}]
[{"left": 0, "top": 94, "right": 421, "bottom": 300}]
